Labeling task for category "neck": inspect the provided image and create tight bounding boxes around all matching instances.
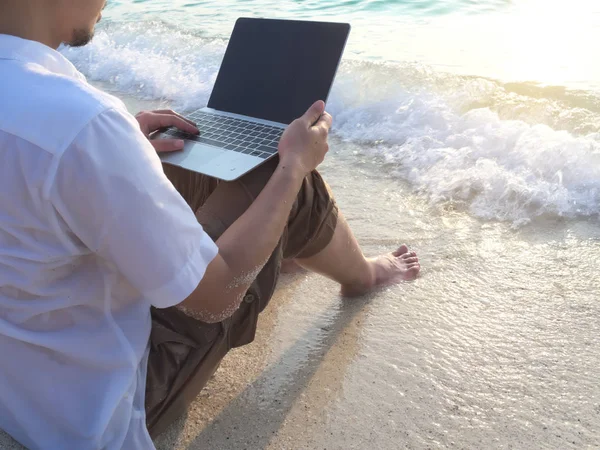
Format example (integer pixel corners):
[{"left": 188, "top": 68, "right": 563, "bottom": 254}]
[{"left": 0, "top": 2, "right": 62, "bottom": 49}]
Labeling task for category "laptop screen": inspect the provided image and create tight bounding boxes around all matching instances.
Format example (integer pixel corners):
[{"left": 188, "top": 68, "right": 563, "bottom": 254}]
[{"left": 208, "top": 18, "right": 350, "bottom": 125}]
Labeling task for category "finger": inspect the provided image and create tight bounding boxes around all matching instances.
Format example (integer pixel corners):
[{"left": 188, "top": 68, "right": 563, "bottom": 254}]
[
  {"left": 152, "top": 109, "right": 198, "bottom": 128},
  {"left": 301, "top": 100, "right": 326, "bottom": 126},
  {"left": 151, "top": 139, "right": 185, "bottom": 153},
  {"left": 154, "top": 114, "right": 199, "bottom": 134}
]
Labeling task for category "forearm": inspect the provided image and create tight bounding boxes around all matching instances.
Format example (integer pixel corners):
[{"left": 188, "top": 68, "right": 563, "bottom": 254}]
[
  {"left": 181, "top": 162, "right": 304, "bottom": 321},
  {"left": 217, "top": 163, "right": 303, "bottom": 275},
  {"left": 180, "top": 100, "right": 331, "bottom": 322}
]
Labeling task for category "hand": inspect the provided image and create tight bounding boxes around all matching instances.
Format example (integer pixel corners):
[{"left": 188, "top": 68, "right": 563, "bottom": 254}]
[
  {"left": 135, "top": 109, "right": 199, "bottom": 153},
  {"left": 277, "top": 100, "right": 333, "bottom": 176}
]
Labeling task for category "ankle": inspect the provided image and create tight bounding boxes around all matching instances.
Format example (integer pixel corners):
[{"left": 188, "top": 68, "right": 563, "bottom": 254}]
[{"left": 340, "top": 260, "right": 376, "bottom": 296}]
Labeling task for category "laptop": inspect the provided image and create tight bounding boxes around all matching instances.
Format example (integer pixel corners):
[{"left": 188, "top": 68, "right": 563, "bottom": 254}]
[{"left": 155, "top": 18, "right": 351, "bottom": 181}]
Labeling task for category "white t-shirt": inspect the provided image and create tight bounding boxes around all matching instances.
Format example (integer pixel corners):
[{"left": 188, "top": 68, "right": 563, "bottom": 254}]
[{"left": 0, "top": 35, "right": 218, "bottom": 449}]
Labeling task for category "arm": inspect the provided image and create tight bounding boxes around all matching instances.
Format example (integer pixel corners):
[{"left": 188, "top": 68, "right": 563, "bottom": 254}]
[
  {"left": 134, "top": 102, "right": 332, "bottom": 322},
  {"left": 181, "top": 101, "right": 332, "bottom": 322},
  {"left": 178, "top": 165, "right": 303, "bottom": 322}
]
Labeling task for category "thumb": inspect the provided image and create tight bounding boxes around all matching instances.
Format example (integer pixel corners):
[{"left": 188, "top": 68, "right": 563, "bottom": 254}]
[
  {"left": 302, "top": 100, "right": 326, "bottom": 126},
  {"left": 151, "top": 139, "right": 185, "bottom": 153}
]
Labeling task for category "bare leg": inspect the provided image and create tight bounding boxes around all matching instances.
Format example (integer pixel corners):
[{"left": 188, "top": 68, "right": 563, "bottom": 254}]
[{"left": 296, "top": 212, "right": 420, "bottom": 297}]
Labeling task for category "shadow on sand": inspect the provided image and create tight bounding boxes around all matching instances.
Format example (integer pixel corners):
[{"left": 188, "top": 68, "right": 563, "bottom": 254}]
[{"left": 165, "top": 286, "right": 373, "bottom": 450}]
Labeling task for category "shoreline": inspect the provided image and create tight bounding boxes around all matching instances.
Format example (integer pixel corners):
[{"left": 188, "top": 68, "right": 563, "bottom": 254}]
[{"left": 1, "top": 88, "right": 599, "bottom": 450}]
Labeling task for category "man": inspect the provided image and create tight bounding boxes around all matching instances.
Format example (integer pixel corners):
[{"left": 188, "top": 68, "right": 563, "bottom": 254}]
[{"left": 0, "top": 1, "right": 420, "bottom": 449}]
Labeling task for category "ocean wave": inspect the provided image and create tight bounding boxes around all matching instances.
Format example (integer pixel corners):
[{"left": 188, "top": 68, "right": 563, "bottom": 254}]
[
  {"left": 62, "top": 21, "right": 600, "bottom": 226},
  {"left": 61, "top": 21, "right": 227, "bottom": 110},
  {"left": 332, "top": 91, "right": 600, "bottom": 226}
]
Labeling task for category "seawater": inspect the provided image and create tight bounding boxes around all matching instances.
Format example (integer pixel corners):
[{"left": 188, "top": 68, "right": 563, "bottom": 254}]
[
  {"left": 52, "top": 0, "right": 600, "bottom": 450},
  {"left": 0, "top": 0, "right": 600, "bottom": 450},
  {"left": 53, "top": 2, "right": 600, "bottom": 449},
  {"left": 63, "top": 0, "right": 600, "bottom": 226}
]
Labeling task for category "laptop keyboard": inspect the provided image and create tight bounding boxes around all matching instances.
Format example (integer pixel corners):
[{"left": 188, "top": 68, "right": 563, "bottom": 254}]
[{"left": 161, "top": 111, "right": 284, "bottom": 159}]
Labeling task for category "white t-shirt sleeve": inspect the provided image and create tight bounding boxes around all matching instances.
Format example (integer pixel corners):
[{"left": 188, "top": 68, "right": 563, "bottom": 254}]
[{"left": 48, "top": 107, "right": 218, "bottom": 309}]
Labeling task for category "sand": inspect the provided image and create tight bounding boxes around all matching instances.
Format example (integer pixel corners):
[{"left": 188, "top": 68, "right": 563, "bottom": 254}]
[
  {"left": 152, "top": 154, "right": 600, "bottom": 450},
  {"left": 2, "top": 97, "right": 599, "bottom": 449}
]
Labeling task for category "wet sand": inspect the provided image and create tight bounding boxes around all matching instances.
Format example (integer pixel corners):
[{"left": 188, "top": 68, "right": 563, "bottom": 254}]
[
  {"left": 151, "top": 153, "right": 600, "bottom": 450},
  {"left": 2, "top": 97, "right": 599, "bottom": 450}
]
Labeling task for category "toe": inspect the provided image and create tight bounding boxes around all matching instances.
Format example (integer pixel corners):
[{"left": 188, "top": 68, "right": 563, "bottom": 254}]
[
  {"left": 393, "top": 245, "right": 409, "bottom": 257},
  {"left": 405, "top": 264, "right": 420, "bottom": 280}
]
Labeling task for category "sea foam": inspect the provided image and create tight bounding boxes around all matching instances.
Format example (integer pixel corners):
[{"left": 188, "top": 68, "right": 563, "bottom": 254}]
[{"left": 62, "top": 21, "right": 600, "bottom": 226}]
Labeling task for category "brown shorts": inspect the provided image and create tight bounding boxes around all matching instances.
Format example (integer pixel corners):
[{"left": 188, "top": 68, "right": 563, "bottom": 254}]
[{"left": 145, "top": 159, "right": 338, "bottom": 437}]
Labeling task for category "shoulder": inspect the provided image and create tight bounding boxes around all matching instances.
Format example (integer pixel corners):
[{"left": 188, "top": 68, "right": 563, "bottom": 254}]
[{"left": 0, "top": 59, "right": 127, "bottom": 156}]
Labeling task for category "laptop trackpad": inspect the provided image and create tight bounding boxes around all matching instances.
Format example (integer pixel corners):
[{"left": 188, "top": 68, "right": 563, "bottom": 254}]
[{"left": 159, "top": 143, "right": 227, "bottom": 172}]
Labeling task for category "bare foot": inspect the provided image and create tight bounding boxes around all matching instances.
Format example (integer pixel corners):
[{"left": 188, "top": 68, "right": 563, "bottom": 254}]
[{"left": 341, "top": 245, "right": 420, "bottom": 297}]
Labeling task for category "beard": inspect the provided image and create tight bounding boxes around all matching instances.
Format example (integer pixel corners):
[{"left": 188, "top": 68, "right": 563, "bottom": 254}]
[{"left": 66, "top": 28, "right": 95, "bottom": 47}]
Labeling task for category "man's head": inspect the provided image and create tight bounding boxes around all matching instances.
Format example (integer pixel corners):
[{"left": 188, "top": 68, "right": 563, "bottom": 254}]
[{"left": 0, "top": 0, "right": 107, "bottom": 48}]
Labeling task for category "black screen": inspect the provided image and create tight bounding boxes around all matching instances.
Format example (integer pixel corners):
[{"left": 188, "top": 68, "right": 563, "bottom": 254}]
[{"left": 208, "top": 18, "right": 350, "bottom": 125}]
